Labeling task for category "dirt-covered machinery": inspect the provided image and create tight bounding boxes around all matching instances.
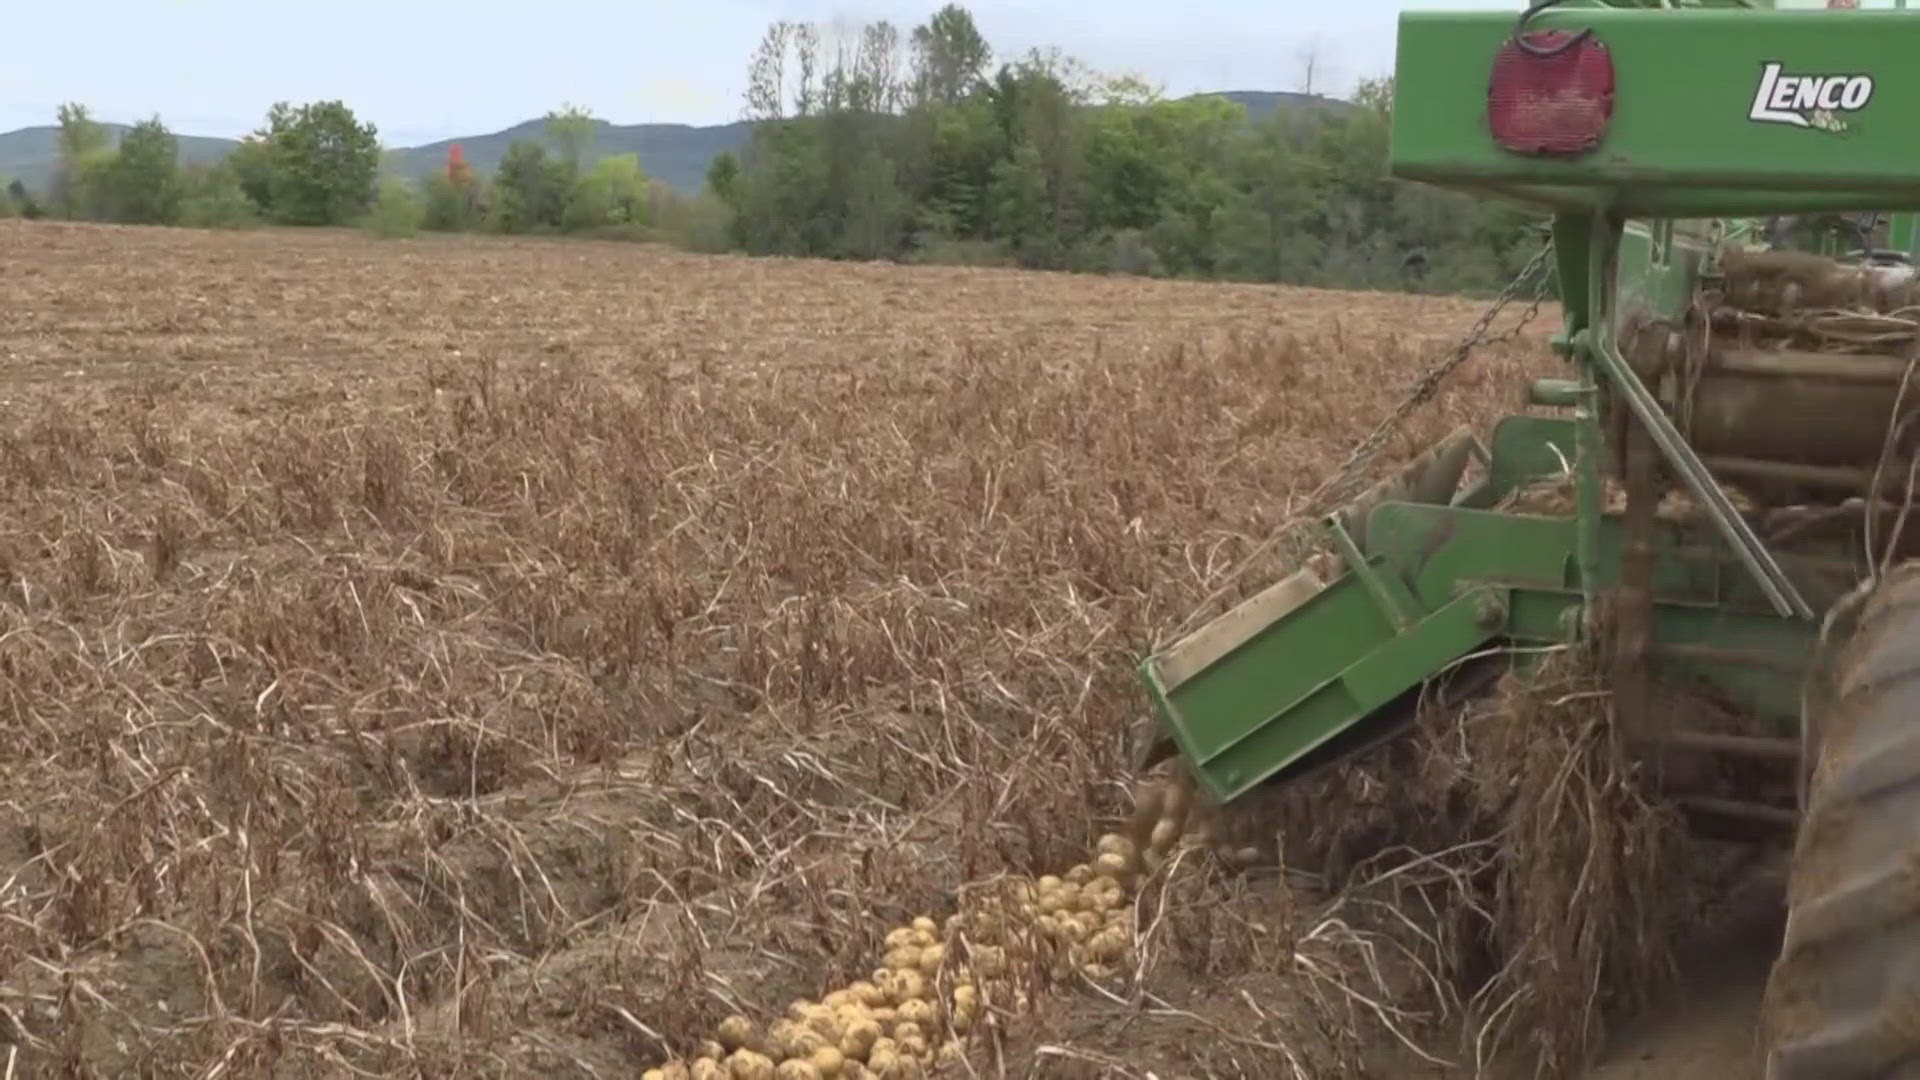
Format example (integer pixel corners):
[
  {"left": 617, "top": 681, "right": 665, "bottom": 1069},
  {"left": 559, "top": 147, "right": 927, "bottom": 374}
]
[{"left": 1138, "top": 1, "right": 1920, "bottom": 1076}]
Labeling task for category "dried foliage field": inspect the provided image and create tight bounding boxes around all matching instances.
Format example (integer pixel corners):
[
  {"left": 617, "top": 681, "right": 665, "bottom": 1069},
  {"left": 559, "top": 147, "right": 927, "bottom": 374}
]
[{"left": 0, "top": 221, "right": 1558, "bottom": 1078}]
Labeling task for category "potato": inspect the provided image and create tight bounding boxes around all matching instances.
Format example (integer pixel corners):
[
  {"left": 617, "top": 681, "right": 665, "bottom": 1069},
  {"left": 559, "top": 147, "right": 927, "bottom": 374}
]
[
  {"left": 823, "top": 990, "right": 854, "bottom": 1009},
  {"left": 1149, "top": 817, "right": 1181, "bottom": 853},
  {"left": 803, "top": 1009, "right": 842, "bottom": 1041},
  {"left": 840, "top": 1017, "right": 882, "bottom": 1060},
  {"left": 883, "top": 946, "right": 921, "bottom": 972},
  {"left": 1094, "top": 852, "right": 1133, "bottom": 880},
  {"left": 936, "top": 1040, "right": 966, "bottom": 1067},
  {"left": 1064, "top": 863, "right": 1092, "bottom": 886},
  {"left": 644, "top": 1070, "right": 667, "bottom": 1080},
  {"left": 787, "top": 1029, "right": 827, "bottom": 1057},
  {"left": 719, "top": 1015, "right": 762, "bottom": 1053},
  {"left": 1095, "top": 833, "right": 1136, "bottom": 862},
  {"left": 897, "top": 1033, "right": 928, "bottom": 1060},
  {"left": 894, "top": 998, "right": 933, "bottom": 1026},
  {"left": 865, "top": 1048, "right": 898, "bottom": 1076},
  {"left": 883, "top": 927, "right": 918, "bottom": 950},
  {"left": 847, "top": 981, "right": 885, "bottom": 1008},
  {"left": 1037, "top": 874, "right": 1062, "bottom": 893},
  {"left": 810, "top": 1047, "right": 845, "bottom": 1077},
  {"left": 691, "top": 1062, "right": 727, "bottom": 1080},
  {"left": 727, "top": 1049, "right": 776, "bottom": 1080},
  {"left": 911, "top": 916, "right": 937, "bottom": 935},
  {"left": 775, "top": 1062, "right": 820, "bottom": 1080},
  {"left": 767, "top": 1021, "right": 802, "bottom": 1058},
  {"left": 701, "top": 1041, "right": 727, "bottom": 1060},
  {"left": 916, "top": 944, "right": 944, "bottom": 976},
  {"left": 1086, "top": 928, "right": 1129, "bottom": 964},
  {"left": 788, "top": 1000, "right": 817, "bottom": 1022},
  {"left": 893, "top": 1021, "right": 924, "bottom": 1044},
  {"left": 883, "top": 968, "right": 928, "bottom": 1003},
  {"left": 876, "top": 1055, "right": 923, "bottom": 1080},
  {"left": 868, "top": 1037, "right": 899, "bottom": 1061}
]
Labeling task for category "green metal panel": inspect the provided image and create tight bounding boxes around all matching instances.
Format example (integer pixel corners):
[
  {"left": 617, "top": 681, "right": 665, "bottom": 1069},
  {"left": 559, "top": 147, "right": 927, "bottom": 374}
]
[
  {"left": 1486, "top": 415, "right": 1580, "bottom": 500},
  {"left": 1141, "top": 492, "right": 1824, "bottom": 804},
  {"left": 1145, "top": 588, "right": 1505, "bottom": 803},
  {"left": 1392, "top": 9, "right": 1920, "bottom": 215}
]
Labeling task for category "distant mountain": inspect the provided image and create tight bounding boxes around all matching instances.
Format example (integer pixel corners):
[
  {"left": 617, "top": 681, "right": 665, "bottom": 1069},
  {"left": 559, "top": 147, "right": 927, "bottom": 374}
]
[
  {"left": 1212, "top": 90, "right": 1354, "bottom": 123},
  {"left": 0, "top": 90, "right": 1348, "bottom": 197},
  {"left": 383, "top": 117, "right": 755, "bottom": 194},
  {"left": 0, "top": 123, "right": 237, "bottom": 192}
]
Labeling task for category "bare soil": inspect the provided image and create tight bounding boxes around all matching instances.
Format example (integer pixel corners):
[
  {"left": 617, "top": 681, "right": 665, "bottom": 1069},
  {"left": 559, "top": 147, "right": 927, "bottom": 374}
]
[{"left": 0, "top": 220, "right": 1770, "bottom": 1078}]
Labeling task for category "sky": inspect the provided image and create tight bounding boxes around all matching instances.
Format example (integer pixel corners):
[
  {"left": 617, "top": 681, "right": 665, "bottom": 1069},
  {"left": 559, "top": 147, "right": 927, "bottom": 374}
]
[{"left": 2, "top": 0, "right": 1524, "bottom": 146}]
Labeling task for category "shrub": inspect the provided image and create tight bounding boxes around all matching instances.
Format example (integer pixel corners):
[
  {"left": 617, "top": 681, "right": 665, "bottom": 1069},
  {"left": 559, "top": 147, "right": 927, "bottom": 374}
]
[{"left": 362, "top": 178, "right": 422, "bottom": 239}]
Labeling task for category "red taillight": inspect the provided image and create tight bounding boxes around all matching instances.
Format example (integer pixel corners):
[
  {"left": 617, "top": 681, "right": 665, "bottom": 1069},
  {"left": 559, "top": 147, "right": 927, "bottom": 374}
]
[{"left": 1487, "top": 30, "right": 1615, "bottom": 157}]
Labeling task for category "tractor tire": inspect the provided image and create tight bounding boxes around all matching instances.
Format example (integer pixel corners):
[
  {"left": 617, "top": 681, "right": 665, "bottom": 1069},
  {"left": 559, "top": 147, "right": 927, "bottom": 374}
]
[{"left": 1765, "top": 562, "right": 1920, "bottom": 1079}]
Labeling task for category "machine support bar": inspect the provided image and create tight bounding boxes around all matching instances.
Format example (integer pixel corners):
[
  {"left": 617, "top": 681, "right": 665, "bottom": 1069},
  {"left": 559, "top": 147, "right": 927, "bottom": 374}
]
[
  {"left": 1325, "top": 516, "right": 1416, "bottom": 631},
  {"left": 1580, "top": 220, "right": 1813, "bottom": 620},
  {"left": 1586, "top": 330, "right": 1811, "bottom": 619}
]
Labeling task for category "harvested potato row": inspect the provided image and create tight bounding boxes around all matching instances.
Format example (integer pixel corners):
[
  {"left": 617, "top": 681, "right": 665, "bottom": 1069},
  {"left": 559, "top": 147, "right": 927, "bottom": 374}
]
[{"left": 644, "top": 776, "right": 1226, "bottom": 1079}]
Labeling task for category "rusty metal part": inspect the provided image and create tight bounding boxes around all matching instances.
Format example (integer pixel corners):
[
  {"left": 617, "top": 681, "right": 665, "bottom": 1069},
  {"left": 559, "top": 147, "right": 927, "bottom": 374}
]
[
  {"left": 1680, "top": 349, "right": 1920, "bottom": 485},
  {"left": 1635, "top": 730, "right": 1801, "bottom": 762}
]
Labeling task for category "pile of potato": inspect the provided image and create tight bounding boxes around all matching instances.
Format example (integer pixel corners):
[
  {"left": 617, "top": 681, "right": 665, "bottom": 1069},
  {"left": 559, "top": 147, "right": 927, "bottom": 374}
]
[{"left": 643, "top": 777, "right": 1204, "bottom": 1079}]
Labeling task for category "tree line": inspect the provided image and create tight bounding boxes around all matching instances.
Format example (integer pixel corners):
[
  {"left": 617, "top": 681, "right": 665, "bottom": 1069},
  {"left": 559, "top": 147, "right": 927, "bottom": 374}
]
[
  {"left": 0, "top": 4, "right": 1542, "bottom": 294},
  {"left": 704, "top": 7, "right": 1539, "bottom": 293}
]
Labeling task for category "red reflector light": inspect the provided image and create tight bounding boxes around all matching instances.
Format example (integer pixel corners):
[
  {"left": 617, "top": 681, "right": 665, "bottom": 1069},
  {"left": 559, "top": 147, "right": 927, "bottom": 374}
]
[{"left": 1487, "top": 31, "right": 1615, "bottom": 157}]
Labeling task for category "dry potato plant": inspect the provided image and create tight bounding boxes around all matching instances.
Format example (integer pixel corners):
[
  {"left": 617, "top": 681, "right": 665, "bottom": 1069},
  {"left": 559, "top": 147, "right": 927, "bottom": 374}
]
[{"left": 0, "top": 221, "right": 1554, "bottom": 1078}]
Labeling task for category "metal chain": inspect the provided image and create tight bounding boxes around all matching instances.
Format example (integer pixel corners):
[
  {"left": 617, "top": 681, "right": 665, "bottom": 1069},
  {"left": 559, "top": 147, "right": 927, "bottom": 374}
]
[
  {"left": 1314, "top": 240, "right": 1556, "bottom": 512},
  {"left": 1162, "top": 240, "right": 1556, "bottom": 643}
]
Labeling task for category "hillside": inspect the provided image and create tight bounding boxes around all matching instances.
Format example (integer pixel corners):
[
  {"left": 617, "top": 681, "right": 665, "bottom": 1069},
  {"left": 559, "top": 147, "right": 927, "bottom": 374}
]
[
  {"left": 0, "top": 124, "right": 236, "bottom": 192},
  {"left": 385, "top": 117, "right": 755, "bottom": 193},
  {"left": 0, "top": 89, "right": 1347, "bottom": 196}
]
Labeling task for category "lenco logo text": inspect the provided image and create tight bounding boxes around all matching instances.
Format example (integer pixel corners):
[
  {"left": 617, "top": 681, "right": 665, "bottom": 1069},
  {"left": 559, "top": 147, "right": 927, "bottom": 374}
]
[{"left": 1749, "top": 62, "right": 1874, "bottom": 127}]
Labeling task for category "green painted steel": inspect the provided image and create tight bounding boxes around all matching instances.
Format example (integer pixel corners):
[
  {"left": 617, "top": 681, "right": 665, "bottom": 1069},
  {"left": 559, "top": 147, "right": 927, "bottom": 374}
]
[
  {"left": 1393, "top": 9, "right": 1920, "bottom": 215},
  {"left": 1136, "top": 0, "right": 1911, "bottom": 809},
  {"left": 1137, "top": 399, "right": 1844, "bottom": 803}
]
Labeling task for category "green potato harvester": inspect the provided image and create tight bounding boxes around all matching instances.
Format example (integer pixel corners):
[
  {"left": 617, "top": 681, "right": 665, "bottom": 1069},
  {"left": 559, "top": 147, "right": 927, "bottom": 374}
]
[{"left": 1138, "top": 1, "right": 1920, "bottom": 1074}]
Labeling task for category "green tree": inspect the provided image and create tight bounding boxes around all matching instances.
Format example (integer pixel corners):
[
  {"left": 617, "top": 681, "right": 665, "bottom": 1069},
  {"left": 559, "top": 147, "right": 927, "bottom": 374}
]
[
  {"left": 490, "top": 140, "right": 569, "bottom": 232},
  {"left": 362, "top": 178, "right": 422, "bottom": 238},
  {"left": 103, "top": 117, "right": 181, "bottom": 224},
  {"left": 175, "top": 163, "right": 261, "bottom": 229},
  {"left": 565, "top": 153, "right": 649, "bottom": 231},
  {"left": 255, "top": 100, "right": 381, "bottom": 226},
  {"left": 51, "top": 103, "right": 112, "bottom": 219},
  {"left": 910, "top": 4, "right": 992, "bottom": 106},
  {"left": 8, "top": 178, "right": 44, "bottom": 220},
  {"left": 705, "top": 151, "right": 742, "bottom": 206},
  {"left": 545, "top": 103, "right": 597, "bottom": 172}
]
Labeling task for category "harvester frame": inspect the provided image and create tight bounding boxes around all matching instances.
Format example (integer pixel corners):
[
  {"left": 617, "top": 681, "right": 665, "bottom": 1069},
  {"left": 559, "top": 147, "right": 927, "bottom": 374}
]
[{"left": 1138, "top": 2, "right": 1920, "bottom": 1076}]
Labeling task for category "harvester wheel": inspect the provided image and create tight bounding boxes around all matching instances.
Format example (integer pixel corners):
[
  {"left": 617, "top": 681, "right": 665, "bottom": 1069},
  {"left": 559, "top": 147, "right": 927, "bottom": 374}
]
[{"left": 1765, "top": 562, "right": 1920, "bottom": 1079}]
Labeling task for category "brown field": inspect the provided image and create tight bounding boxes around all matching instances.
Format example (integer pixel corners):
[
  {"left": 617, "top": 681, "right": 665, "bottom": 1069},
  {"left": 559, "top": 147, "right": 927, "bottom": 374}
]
[{"left": 0, "top": 220, "right": 1620, "bottom": 1078}]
